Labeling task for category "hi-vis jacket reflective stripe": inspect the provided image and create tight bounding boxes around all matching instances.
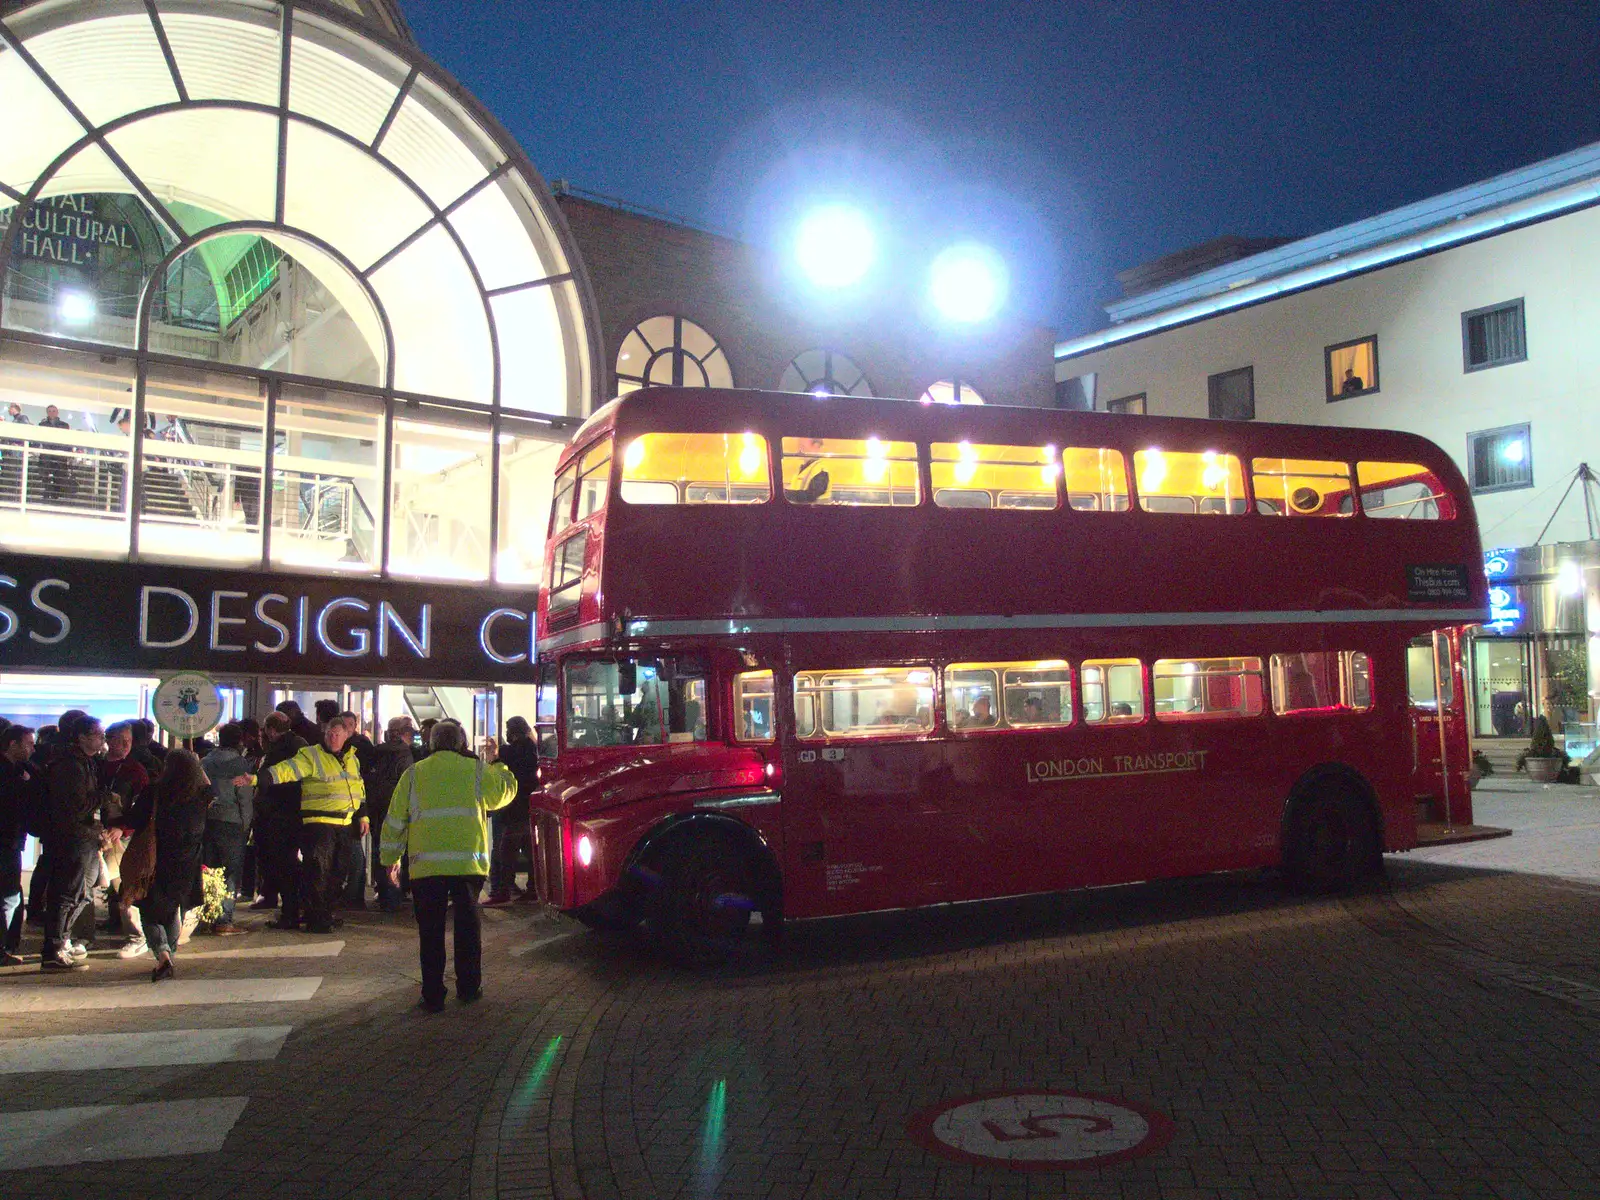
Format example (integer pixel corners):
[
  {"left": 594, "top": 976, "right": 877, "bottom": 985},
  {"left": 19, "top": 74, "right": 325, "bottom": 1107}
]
[
  {"left": 379, "top": 752, "right": 515, "bottom": 880},
  {"left": 265, "top": 743, "right": 365, "bottom": 826}
]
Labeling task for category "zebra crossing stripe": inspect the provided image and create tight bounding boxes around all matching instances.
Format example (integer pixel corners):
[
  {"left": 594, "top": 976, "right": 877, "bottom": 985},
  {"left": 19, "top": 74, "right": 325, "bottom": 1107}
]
[
  {"left": 179, "top": 941, "right": 344, "bottom": 960},
  {"left": 3, "top": 977, "right": 322, "bottom": 1013},
  {"left": 0, "top": 1098, "right": 251, "bottom": 1169},
  {"left": 0, "top": 1027, "right": 293, "bottom": 1075}
]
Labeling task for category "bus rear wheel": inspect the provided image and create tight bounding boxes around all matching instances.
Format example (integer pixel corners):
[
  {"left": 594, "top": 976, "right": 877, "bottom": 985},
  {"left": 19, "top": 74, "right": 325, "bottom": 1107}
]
[
  {"left": 1287, "top": 786, "right": 1378, "bottom": 892},
  {"left": 652, "top": 838, "right": 757, "bottom": 966}
]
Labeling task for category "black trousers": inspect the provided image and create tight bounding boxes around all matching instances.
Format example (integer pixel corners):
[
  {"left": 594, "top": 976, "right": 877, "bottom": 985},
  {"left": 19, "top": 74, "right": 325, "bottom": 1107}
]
[
  {"left": 261, "top": 815, "right": 300, "bottom": 926},
  {"left": 297, "top": 822, "right": 345, "bottom": 928},
  {"left": 411, "top": 875, "right": 483, "bottom": 1004},
  {"left": 41, "top": 838, "right": 97, "bottom": 959}
]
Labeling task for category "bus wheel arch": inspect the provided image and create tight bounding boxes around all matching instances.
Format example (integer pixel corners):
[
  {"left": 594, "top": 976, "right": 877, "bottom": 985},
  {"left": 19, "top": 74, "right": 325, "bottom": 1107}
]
[
  {"left": 1281, "top": 763, "right": 1384, "bottom": 892},
  {"left": 624, "top": 813, "right": 783, "bottom": 963}
]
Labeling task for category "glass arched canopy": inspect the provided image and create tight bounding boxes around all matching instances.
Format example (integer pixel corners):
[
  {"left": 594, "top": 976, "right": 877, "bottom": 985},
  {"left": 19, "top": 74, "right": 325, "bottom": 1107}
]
[{"left": 0, "top": 0, "right": 596, "bottom": 582}]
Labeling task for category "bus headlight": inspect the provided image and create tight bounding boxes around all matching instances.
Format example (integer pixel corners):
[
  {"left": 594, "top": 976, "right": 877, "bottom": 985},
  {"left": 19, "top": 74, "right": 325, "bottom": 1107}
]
[{"left": 576, "top": 834, "right": 594, "bottom": 868}]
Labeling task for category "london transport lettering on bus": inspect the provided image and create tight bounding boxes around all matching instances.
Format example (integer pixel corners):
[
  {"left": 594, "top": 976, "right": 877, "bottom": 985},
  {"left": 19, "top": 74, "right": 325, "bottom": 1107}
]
[{"left": 1025, "top": 749, "right": 1210, "bottom": 784}]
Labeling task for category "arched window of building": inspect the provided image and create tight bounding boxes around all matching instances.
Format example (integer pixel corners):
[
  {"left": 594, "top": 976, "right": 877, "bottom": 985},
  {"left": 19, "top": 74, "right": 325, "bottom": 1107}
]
[
  {"left": 920, "top": 379, "right": 986, "bottom": 406},
  {"left": 779, "top": 348, "right": 874, "bottom": 398},
  {"left": 615, "top": 315, "right": 731, "bottom": 394},
  {"left": 0, "top": 0, "right": 595, "bottom": 582}
]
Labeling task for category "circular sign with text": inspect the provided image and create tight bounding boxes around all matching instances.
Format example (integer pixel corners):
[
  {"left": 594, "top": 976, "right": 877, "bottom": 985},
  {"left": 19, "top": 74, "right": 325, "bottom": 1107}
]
[
  {"left": 151, "top": 671, "right": 225, "bottom": 740},
  {"left": 908, "top": 1090, "right": 1174, "bottom": 1171}
]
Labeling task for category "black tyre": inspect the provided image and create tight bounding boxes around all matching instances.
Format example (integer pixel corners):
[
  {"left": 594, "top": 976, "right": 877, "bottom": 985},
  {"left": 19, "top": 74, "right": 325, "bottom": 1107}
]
[
  {"left": 1287, "top": 785, "right": 1379, "bottom": 892},
  {"left": 651, "top": 837, "right": 757, "bottom": 967}
]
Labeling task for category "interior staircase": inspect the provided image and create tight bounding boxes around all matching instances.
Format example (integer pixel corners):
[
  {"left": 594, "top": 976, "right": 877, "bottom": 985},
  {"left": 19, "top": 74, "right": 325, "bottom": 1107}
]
[
  {"left": 141, "top": 466, "right": 200, "bottom": 518},
  {"left": 403, "top": 685, "right": 448, "bottom": 724}
]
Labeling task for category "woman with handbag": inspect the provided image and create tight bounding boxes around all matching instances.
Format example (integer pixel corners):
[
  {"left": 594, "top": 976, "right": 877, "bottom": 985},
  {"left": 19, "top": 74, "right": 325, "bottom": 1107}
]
[{"left": 124, "top": 750, "right": 210, "bottom": 982}]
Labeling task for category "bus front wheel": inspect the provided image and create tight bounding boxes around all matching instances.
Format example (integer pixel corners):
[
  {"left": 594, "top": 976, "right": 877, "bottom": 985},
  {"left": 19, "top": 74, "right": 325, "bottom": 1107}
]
[
  {"left": 1287, "top": 786, "right": 1378, "bottom": 892},
  {"left": 652, "top": 838, "right": 757, "bottom": 966}
]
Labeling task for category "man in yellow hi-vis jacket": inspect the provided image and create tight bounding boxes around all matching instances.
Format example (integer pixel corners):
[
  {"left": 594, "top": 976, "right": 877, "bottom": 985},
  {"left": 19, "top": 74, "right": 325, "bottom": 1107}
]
[
  {"left": 381, "top": 719, "right": 515, "bottom": 1010},
  {"left": 260, "top": 714, "right": 367, "bottom": 935}
]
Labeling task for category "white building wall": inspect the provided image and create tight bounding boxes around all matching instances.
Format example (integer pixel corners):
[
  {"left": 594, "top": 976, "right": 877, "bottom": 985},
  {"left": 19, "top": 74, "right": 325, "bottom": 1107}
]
[{"left": 1057, "top": 203, "right": 1600, "bottom": 551}]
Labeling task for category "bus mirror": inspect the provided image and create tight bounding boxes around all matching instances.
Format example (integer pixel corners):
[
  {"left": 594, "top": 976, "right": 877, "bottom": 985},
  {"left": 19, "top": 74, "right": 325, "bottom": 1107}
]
[{"left": 617, "top": 661, "right": 637, "bottom": 695}]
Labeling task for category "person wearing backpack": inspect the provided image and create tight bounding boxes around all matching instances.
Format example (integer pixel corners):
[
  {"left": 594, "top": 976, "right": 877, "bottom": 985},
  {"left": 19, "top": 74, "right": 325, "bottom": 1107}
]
[{"left": 0, "top": 723, "right": 40, "bottom": 966}]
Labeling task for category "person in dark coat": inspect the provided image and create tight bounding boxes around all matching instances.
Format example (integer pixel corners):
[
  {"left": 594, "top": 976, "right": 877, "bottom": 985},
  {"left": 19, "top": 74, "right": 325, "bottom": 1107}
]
[
  {"left": 0, "top": 724, "right": 40, "bottom": 965},
  {"left": 256, "top": 713, "right": 308, "bottom": 929},
  {"left": 362, "top": 716, "right": 414, "bottom": 912},
  {"left": 40, "top": 715, "right": 108, "bottom": 971},
  {"left": 276, "top": 700, "right": 320, "bottom": 748},
  {"left": 486, "top": 717, "right": 540, "bottom": 904},
  {"left": 136, "top": 750, "right": 210, "bottom": 982}
]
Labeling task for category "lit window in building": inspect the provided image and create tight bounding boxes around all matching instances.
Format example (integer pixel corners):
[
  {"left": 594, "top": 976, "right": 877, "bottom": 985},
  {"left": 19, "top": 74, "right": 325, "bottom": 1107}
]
[
  {"left": 1325, "top": 336, "right": 1378, "bottom": 401},
  {"left": 615, "top": 316, "right": 732, "bottom": 394},
  {"left": 919, "top": 379, "right": 986, "bottom": 406},
  {"left": 780, "top": 349, "right": 874, "bottom": 398}
]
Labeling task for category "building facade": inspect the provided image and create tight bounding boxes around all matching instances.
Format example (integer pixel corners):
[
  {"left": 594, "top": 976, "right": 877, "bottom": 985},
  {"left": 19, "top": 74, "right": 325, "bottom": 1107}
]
[
  {"left": 0, "top": 0, "right": 1058, "bottom": 736},
  {"left": 1054, "top": 141, "right": 1600, "bottom": 744}
]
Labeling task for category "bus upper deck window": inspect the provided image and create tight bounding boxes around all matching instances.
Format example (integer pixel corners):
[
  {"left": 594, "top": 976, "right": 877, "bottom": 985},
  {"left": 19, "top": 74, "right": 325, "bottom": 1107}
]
[
  {"left": 931, "top": 442, "right": 1059, "bottom": 510},
  {"left": 1061, "top": 447, "right": 1130, "bottom": 512},
  {"left": 793, "top": 667, "right": 935, "bottom": 737},
  {"left": 781, "top": 437, "right": 919, "bottom": 507},
  {"left": 1357, "top": 463, "right": 1452, "bottom": 519},
  {"left": 550, "top": 464, "right": 577, "bottom": 535},
  {"left": 575, "top": 439, "right": 612, "bottom": 521},
  {"left": 545, "top": 531, "right": 588, "bottom": 616},
  {"left": 1252, "top": 458, "right": 1353, "bottom": 517},
  {"left": 1153, "top": 657, "right": 1265, "bottom": 721},
  {"left": 620, "top": 432, "right": 772, "bottom": 505},
  {"left": 1082, "top": 659, "right": 1144, "bottom": 723},
  {"left": 734, "top": 670, "right": 775, "bottom": 741},
  {"left": 1134, "top": 449, "right": 1247, "bottom": 514}
]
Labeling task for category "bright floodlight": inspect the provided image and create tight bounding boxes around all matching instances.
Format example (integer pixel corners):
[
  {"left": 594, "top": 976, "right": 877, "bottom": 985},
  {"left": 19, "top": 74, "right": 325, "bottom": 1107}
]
[
  {"left": 795, "top": 206, "right": 876, "bottom": 289},
  {"left": 58, "top": 290, "right": 95, "bottom": 325},
  {"left": 929, "top": 243, "right": 1008, "bottom": 323}
]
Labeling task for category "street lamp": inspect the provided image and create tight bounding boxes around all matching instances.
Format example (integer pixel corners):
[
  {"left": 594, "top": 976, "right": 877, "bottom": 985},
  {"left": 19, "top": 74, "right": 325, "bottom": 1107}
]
[
  {"left": 57, "top": 290, "right": 95, "bottom": 325},
  {"left": 795, "top": 205, "right": 876, "bottom": 290},
  {"left": 928, "top": 243, "right": 1007, "bottom": 324}
]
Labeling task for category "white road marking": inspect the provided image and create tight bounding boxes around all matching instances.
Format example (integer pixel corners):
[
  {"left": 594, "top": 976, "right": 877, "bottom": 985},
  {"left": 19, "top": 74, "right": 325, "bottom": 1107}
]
[
  {"left": 0, "top": 1098, "right": 250, "bottom": 1169},
  {"left": 511, "top": 932, "right": 576, "bottom": 957},
  {"left": 179, "top": 941, "right": 343, "bottom": 960},
  {"left": 0, "top": 1027, "right": 292, "bottom": 1075},
  {"left": 2, "top": 978, "right": 322, "bottom": 1013}
]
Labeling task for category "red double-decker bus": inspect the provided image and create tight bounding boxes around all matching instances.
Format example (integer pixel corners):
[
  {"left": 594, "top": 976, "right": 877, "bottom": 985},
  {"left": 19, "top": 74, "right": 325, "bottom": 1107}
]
[{"left": 529, "top": 388, "right": 1485, "bottom": 962}]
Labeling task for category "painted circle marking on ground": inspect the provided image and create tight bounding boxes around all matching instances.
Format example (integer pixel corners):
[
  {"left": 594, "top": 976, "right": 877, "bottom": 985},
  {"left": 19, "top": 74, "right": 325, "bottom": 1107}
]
[{"left": 908, "top": 1089, "right": 1175, "bottom": 1171}]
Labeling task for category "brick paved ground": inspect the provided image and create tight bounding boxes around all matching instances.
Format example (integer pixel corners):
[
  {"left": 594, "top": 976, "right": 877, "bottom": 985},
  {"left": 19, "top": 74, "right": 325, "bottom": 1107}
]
[{"left": 3, "top": 797, "right": 1598, "bottom": 1200}]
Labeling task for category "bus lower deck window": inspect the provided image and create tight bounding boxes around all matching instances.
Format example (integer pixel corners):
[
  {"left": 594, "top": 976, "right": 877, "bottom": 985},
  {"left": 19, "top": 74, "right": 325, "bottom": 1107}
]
[
  {"left": 794, "top": 667, "right": 935, "bottom": 737},
  {"left": 734, "top": 670, "right": 775, "bottom": 741},
  {"left": 1344, "top": 651, "right": 1373, "bottom": 710},
  {"left": 1082, "top": 659, "right": 1144, "bottom": 723},
  {"left": 562, "top": 656, "right": 708, "bottom": 748},
  {"left": 947, "top": 661, "right": 1074, "bottom": 730},
  {"left": 1153, "top": 658, "right": 1265, "bottom": 721}
]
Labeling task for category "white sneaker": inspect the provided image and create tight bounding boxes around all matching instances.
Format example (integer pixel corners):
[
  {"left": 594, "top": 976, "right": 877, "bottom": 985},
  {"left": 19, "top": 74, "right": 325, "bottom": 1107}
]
[
  {"left": 117, "top": 938, "right": 149, "bottom": 959},
  {"left": 66, "top": 941, "right": 89, "bottom": 960}
]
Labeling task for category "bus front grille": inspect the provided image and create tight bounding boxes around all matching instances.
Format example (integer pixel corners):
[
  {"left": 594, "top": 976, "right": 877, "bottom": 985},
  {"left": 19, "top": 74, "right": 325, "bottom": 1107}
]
[{"left": 530, "top": 811, "right": 565, "bottom": 907}]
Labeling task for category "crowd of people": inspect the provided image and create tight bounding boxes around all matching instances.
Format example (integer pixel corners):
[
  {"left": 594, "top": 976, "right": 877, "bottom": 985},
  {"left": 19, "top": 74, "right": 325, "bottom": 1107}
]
[{"left": 0, "top": 699, "right": 542, "bottom": 1003}]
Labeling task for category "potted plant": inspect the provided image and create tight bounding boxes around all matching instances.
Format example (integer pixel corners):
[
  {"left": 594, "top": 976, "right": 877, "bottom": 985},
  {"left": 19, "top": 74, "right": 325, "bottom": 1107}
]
[{"left": 1517, "top": 716, "right": 1566, "bottom": 783}]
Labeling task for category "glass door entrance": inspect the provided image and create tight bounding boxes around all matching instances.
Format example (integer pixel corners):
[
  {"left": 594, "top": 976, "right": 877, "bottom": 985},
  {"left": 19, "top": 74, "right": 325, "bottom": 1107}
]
[
  {"left": 1472, "top": 639, "right": 1531, "bottom": 738},
  {"left": 269, "top": 682, "right": 378, "bottom": 739}
]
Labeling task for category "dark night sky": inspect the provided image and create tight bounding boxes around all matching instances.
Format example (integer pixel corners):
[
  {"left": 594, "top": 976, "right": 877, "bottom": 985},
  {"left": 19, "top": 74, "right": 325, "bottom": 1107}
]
[{"left": 401, "top": 1, "right": 1600, "bottom": 338}]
